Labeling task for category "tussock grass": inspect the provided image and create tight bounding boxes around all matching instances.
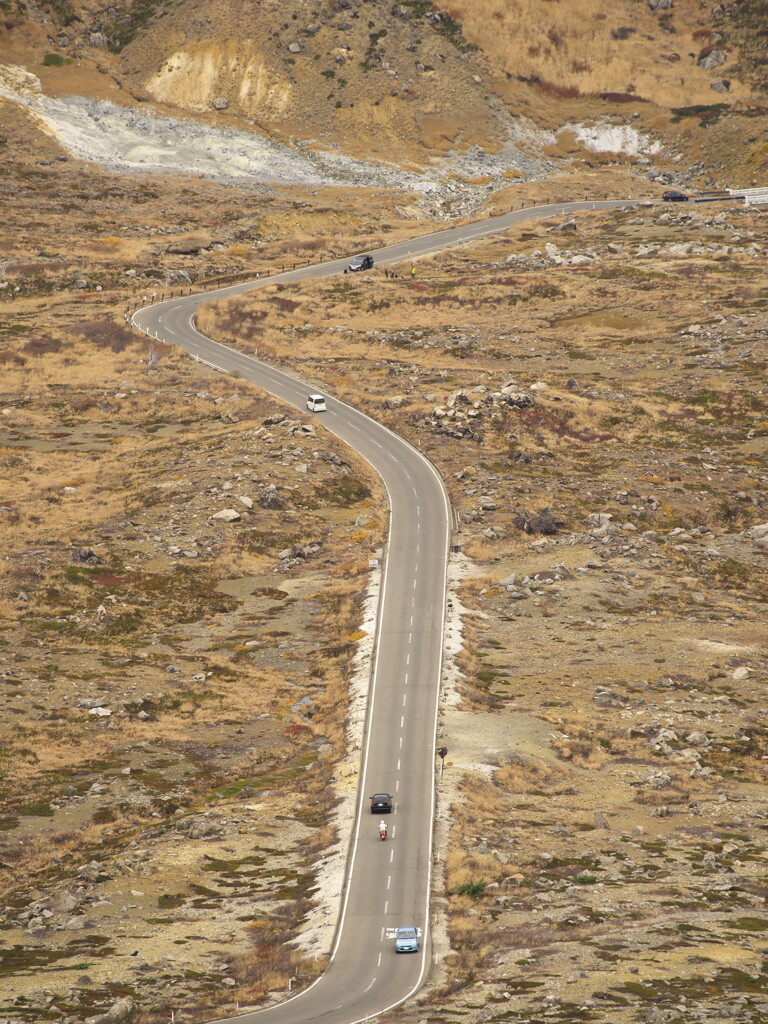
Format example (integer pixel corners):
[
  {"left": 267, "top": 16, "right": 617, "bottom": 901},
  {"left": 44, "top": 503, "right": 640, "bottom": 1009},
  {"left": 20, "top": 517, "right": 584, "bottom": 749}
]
[
  {"left": 545, "top": 720, "right": 635, "bottom": 766},
  {"left": 447, "top": 912, "right": 499, "bottom": 957},
  {"left": 445, "top": 846, "right": 502, "bottom": 892},
  {"left": 461, "top": 536, "right": 504, "bottom": 561}
]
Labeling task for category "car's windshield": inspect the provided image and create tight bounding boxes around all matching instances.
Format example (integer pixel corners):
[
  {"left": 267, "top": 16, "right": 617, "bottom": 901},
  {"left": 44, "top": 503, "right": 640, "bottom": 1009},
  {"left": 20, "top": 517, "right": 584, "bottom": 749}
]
[{"left": 398, "top": 927, "right": 416, "bottom": 937}]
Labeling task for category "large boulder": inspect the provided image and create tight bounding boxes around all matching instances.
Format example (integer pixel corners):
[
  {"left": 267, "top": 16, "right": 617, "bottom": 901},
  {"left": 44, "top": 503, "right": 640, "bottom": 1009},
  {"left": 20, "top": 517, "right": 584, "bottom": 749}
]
[
  {"left": 85, "top": 996, "right": 136, "bottom": 1024},
  {"left": 499, "top": 390, "right": 535, "bottom": 409},
  {"left": 49, "top": 890, "right": 80, "bottom": 914},
  {"left": 698, "top": 48, "right": 726, "bottom": 69},
  {"left": 513, "top": 507, "right": 563, "bottom": 535},
  {"left": 166, "top": 237, "right": 213, "bottom": 255}
]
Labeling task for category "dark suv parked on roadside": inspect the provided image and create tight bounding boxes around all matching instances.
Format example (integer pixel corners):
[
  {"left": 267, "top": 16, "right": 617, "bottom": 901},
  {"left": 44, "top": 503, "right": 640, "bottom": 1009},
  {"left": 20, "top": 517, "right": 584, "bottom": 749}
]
[{"left": 348, "top": 254, "right": 374, "bottom": 272}]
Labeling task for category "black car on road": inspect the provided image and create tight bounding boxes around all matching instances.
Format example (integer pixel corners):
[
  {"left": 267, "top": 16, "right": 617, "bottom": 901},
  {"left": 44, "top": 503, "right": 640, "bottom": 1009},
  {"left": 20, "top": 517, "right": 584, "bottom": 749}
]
[
  {"left": 370, "top": 793, "right": 392, "bottom": 813},
  {"left": 662, "top": 190, "right": 689, "bottom": 202}
]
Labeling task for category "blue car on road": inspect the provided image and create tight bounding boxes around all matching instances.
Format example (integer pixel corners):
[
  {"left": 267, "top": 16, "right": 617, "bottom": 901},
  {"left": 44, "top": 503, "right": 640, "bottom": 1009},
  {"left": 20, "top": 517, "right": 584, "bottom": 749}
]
[{"left": 394, "top": 926, "right": 419, "bottom": 953}]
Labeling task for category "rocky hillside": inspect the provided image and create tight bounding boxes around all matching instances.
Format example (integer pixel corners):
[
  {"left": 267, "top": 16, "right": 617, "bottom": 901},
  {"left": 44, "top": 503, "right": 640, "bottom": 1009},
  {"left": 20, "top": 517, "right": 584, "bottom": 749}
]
[{"left": 1, "top": 0, "right": 768, "bottom": 179}]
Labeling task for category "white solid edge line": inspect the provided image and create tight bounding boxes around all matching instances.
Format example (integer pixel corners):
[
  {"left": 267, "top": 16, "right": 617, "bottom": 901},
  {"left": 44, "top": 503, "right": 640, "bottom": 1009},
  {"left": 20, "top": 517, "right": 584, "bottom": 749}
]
[
  {"left": 135, "top": 199, "right": 626, "bottom": 1024},
  {"left": 166, "top": 333, "right": 450, "bottom": 1024}
]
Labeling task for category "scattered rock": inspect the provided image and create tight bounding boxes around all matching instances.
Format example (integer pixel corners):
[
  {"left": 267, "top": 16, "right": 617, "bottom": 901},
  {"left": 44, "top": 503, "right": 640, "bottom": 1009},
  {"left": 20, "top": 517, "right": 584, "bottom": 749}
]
[
  {"left": 77, "top": 861, "right": 111, "bottom": 883},
  {"left": 187, "top": 817, "right": 223, "bottom": 839},
  {"left": 685, "top": 730, "right": 710, "bottom": 747},
  {"left": 73, "top": 547, "right": 101, "bottom": 564},
  {"left": 166, "top": 269, "right": 192, "bottom": 286},
  {"left": 259, "top": 484, "right": 284, "bottom": 510},
  {"left": 211, "top": 508, "right": 241, "bottom": 522}
]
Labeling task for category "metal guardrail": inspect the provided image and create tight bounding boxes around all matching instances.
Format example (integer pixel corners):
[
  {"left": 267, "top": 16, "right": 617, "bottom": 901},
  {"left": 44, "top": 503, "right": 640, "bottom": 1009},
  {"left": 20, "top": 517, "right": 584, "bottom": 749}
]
[
  {"left": 123, "top": 195, "right": 656, "bottom": 313},
  {"left": 123, "top": 188, "right": 752, "bottom": 316},
  {"left": 729, "top": 187, "right": 768, "bottom": 205}
]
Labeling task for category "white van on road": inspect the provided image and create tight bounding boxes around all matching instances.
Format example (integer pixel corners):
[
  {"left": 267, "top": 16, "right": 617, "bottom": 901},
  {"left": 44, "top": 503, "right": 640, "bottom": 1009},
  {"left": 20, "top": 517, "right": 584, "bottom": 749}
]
[{"left": 307, "top": 394, "right": 327, "bottom": 413}]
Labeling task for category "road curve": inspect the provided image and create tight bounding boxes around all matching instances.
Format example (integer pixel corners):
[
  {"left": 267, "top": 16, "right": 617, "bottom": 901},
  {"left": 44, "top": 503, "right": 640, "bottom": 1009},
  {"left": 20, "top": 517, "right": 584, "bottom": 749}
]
[{"left": 132, "top": 199, "right": 638, "bottom": 1024}]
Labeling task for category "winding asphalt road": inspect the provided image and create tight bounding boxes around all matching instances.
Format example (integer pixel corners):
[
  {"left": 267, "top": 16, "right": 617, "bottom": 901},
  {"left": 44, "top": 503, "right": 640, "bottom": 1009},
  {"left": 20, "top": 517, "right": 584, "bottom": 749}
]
[{"left": 132, "top": 198, "right": 638, "bottom": 1024}]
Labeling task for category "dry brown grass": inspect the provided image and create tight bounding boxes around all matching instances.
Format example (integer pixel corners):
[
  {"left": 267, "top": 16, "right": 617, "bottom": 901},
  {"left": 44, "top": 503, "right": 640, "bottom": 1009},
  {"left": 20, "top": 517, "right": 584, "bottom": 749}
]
[
  {"left": 443, "top": 0, "right": 751, "bottom": 108},
  {"left": 2, "top": 56, "right": 767, "bottom": 1020},
  {"left": 493, "top": 758, "right": 568, "bottom": 795},
  {"left": 461, "top": 536, "right": 505, "bottom": 561},
  {"left": 0, "top": 821, "right": 118, "bottom": 891},
  {"left": 549, "top": 727, "right": 615, "bottom": 766},
  {"left": 633, "top": 782, "right": 691, "bottom": 807},
  {"left": 236, "top": 942, "right": 325, "bottom": 1006},
  {"left": 445, "top": 846, "right": 506, "bottom": 891},
  {"left": 447, "top": 912, "right": 499, "bottom": 957}
]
